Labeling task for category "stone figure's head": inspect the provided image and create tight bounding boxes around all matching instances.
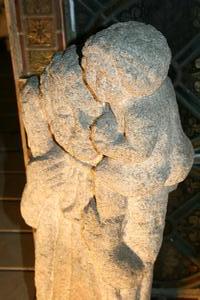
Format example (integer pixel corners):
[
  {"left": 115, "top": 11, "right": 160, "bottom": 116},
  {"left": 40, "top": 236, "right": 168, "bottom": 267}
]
[{"left": 82, "top": 21, "right": 171, "bottom": 105}]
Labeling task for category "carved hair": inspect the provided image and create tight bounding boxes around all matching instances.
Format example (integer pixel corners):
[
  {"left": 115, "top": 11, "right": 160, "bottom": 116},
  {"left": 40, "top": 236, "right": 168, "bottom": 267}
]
[{"left": 82, "top": 21, "right": 171, "bottom": 101}]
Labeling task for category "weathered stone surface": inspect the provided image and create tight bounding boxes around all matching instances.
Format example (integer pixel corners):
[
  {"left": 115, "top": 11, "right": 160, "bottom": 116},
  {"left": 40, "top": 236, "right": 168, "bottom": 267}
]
[{"left": 21, "top": 22, "right": 193, "bottom": 300}]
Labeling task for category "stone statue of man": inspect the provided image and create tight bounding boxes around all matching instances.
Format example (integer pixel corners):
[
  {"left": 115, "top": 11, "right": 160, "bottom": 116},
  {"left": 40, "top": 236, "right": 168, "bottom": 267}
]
[{"left": 20, "top": 22, "right": 193, "bottom": 300}]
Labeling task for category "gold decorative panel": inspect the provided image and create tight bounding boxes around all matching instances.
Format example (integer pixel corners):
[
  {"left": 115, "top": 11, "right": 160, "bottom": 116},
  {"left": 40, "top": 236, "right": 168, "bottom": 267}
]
[
  {"left": 22, "top": 0, "right": 53, "bottom": 15},
  {"left": 11, "top": 0, "right": 66, "bottom": 76},
  {"left": 25, "top": 18, "right": 55, "bottom": 47},
  {"left": 28, "top": 50, "right": 55, "bottom": 74}
]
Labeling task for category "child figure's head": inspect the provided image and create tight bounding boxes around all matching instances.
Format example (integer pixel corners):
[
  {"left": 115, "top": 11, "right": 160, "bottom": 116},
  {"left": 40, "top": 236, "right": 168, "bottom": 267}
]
[{"left": 82, "top": 21, "right": 171, "bottom": 106}]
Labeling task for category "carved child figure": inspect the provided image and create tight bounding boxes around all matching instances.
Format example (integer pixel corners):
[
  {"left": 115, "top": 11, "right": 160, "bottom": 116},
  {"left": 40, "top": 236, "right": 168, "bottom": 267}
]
[
  {"left": 82, "top": 22, "right": 194, "bottom": 299},
  {"left": 21, "top": 22, "right": 193, "bottom": 300}
]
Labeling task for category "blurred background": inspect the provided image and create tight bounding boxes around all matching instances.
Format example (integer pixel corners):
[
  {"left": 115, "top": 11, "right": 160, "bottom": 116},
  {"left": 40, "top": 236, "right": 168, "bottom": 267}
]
[{"left": 0, "top": 0, "right": 200, "bottom": 299}]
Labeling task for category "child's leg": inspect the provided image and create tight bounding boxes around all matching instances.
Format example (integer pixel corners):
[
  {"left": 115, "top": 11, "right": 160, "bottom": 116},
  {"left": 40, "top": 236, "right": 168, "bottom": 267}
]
[{"left": 124, "top": 190, "right": 169, "bottom": 299}]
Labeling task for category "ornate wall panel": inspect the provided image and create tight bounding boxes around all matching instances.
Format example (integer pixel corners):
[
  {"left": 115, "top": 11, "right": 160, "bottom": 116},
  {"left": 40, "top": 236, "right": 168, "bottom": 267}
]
[{"left": 10, "top": 0, "right": 66, "bottom": 76}]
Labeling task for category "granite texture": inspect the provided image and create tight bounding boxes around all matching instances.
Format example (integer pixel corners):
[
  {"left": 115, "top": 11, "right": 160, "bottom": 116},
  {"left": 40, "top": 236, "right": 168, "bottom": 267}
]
[{"left": 21, "top": 22, "right": 193, "bottom": 300}]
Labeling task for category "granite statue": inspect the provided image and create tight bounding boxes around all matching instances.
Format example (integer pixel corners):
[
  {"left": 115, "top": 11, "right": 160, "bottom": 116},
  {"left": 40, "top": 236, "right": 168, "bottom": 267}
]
[{"left": 20, "top": 22, "right": 194, "bottom": 300}]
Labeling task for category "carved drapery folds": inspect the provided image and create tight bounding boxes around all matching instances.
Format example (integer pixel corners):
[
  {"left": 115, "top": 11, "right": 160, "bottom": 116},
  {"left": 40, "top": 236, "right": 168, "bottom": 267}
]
[{"left": 20, "top": 22, "right": 193, "bottom": 300}]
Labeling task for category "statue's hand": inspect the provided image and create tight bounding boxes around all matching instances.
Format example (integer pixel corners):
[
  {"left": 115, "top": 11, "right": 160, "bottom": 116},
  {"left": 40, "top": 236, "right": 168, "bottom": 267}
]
[
  {"left": 22, "top": 146, "right": 71, "bottom": 228},
  {"left": 91, "top": 108, "right": 120, "bottom": 153},
  {"left": 91, "top": 107, "right": 148, "bottom": 163}
]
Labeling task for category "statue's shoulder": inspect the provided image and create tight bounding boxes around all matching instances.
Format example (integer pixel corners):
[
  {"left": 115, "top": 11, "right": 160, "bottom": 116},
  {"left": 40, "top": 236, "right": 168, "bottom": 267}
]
[
  {"left": 128, "top": 77, "right": 176, "bottom": 118},
  {"left": 158, "top": 77, "right": 177, "bottom": 106}
]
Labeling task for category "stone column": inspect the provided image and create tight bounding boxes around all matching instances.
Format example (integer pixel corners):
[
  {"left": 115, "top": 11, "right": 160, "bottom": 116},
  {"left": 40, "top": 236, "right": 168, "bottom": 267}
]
[{"left": 20, "top": 21, "right": 194, "bottom": 300}]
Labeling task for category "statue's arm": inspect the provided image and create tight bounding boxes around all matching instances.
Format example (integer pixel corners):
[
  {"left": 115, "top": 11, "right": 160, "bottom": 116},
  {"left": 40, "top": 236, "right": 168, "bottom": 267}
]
[
  {"left": 91, "top": 108, "right": 149, "bottom": 163},
  {"left": 91, "top": 96, "right": 159, "bottom": 163},
  {"left": 21, "top": 76, "right": 59, "bottom": 228}
]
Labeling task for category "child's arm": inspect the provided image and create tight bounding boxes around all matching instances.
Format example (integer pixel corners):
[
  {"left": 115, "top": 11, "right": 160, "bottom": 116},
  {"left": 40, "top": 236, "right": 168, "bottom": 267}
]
[{"left": 91, "top": 107, "right": 154, "bottom": 164}]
